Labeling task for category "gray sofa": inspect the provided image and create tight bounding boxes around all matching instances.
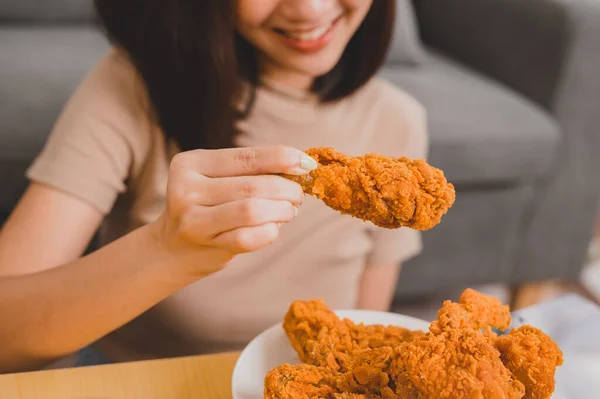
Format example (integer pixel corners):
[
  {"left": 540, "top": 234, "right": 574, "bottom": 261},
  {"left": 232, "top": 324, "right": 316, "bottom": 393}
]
[{"left": 1, "top": 0, "right": 599, "bottom": 298}]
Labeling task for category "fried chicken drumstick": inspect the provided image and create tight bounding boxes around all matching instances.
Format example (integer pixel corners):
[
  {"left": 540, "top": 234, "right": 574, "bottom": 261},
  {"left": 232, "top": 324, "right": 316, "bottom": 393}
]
[
  {"left": 286, "top": 148, "right": 456, "bottom": 230},
  {"left": 266, "top": 289, "right": 563, "bottom": 399}
]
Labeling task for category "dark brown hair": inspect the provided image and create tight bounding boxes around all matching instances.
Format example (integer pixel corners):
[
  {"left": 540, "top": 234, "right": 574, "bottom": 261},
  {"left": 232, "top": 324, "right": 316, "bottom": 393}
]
[{"left": 94, "top": 0, "right": 396, "bottom": 151}]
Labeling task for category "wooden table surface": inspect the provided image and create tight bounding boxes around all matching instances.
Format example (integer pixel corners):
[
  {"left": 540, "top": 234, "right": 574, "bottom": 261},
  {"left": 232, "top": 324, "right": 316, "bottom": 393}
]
[{"left": 0, "top": 352, "right": 239, "bottom": 399}]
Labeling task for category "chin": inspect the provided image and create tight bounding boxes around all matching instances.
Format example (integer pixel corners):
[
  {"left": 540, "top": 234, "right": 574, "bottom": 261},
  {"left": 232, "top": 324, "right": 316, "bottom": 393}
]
[
  {"left": 288, "top": 57, "right": 346, "bottom": 80},
  {"left": 303, "top": 66, "right": 338, "bottom": 79}
]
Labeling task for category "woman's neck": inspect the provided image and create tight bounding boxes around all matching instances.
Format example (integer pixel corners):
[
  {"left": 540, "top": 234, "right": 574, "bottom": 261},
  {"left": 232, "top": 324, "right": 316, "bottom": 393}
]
[{"left": 260, "top": 59, "right": 314, "bottom": 92}]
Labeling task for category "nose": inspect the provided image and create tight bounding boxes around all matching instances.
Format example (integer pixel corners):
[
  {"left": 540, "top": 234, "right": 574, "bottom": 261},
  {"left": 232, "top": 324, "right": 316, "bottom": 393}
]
[{"left": 279, "top": 0, "right": 336, "bottom": 24}]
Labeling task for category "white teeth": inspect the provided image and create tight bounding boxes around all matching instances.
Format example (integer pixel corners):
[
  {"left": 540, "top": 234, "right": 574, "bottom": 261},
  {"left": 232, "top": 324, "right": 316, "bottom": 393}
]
[{"left": 286, "top": 24, "right": 331, "bottom": 41}]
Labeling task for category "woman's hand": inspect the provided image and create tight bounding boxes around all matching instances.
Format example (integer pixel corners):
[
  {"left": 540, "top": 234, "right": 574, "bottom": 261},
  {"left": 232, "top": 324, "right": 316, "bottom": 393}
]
[
  {"left": 0, "top": 146, "right": 317, "bottom": 371},
  {"left": 151, "top": 146, "right": 317, "bottom": 277}
]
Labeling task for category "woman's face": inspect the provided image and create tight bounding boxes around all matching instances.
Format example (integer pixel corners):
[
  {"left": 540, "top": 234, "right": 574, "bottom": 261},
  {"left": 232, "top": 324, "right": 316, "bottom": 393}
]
[{"left": 237, "top": 0, "right": 373, "bottom": 89}]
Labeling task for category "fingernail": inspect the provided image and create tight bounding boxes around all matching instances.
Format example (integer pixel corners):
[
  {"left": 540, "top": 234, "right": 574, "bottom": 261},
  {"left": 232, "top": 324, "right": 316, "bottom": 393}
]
[{"left": 300, "top": 153, "right": 318, "bottom": 171}]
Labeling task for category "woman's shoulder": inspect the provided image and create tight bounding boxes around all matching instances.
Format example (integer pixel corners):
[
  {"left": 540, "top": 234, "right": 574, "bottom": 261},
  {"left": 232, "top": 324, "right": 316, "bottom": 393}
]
[
  {"left": 75, "top": 46, "right": 155, "bottom": 146},
  {"left": 100, "top": 47, "right": 138, "bottom": 74},
  {"left": 40, "top": 46, "right": 158, "bottom": 179},
  {"left": 88, "top": 48, "right": 151, "bottom": 110},
  {"left": 24, "top": 47, "right": 160, "bottom": 215}
]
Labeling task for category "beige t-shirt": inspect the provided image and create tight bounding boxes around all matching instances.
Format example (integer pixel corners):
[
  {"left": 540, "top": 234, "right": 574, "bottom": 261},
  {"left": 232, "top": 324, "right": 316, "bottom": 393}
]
[{"left": 26, "top": 49, "right": 428, "bottom": 361}]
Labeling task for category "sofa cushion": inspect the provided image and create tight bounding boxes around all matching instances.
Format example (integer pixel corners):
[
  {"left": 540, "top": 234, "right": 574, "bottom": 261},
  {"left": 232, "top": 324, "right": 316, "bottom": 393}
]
[
  {"left": 0, "top": 0, "right": 95, "bottom": 24},
  {"left": 0, "top": 27, "right": 110, "bottom": 212},
  {"left": 397, "top": 184, "right": 535, "bottom": 295},
  {"left": 386, "top": 0, "right": 427, "bottom": 66},
  {"left": 380, "top": 51, "right": 561, "bottom": 185}
]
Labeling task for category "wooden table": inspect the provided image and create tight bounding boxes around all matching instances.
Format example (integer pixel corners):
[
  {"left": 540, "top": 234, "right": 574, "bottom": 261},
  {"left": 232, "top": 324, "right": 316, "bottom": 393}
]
[{"left": 0, "top": 352, "right": 239, "bottom": 399}]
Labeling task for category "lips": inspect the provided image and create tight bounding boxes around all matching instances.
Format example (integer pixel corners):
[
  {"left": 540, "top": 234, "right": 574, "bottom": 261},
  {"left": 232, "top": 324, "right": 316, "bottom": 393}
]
[
  {"left": 277, "top": 23, "right": 332, "bottom": 41},
  {"left": 271, "top": 16, "right": 342, "bottom": 53},
  {"left": 273, "top": 15, "right": 342, "bottom": 43}
]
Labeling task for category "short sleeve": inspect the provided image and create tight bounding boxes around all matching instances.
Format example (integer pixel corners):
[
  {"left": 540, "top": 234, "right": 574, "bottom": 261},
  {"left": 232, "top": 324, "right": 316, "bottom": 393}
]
[
  {"left": 365, "top": 80, "right": 429, "bottom": 267},
  {"left": 26, "top": 49, "right": 151, "bottom": 214}
]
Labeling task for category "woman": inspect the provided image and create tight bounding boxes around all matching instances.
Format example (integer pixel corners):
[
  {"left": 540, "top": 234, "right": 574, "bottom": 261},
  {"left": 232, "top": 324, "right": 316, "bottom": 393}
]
[{"left": 0, "top": 0, "right": 427, "bottom": 372}]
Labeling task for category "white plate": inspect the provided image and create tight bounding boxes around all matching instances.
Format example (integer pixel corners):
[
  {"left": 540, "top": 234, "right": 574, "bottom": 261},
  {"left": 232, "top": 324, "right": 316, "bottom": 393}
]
[{"left": 231, "top": 309, "right": 430, "bottom": 399}]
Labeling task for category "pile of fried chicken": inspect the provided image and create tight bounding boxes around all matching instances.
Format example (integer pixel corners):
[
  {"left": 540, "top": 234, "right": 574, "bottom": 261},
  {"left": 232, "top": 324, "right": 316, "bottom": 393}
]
[
  {"left": 264, "top": 289, "right": 563, "bottom": 399},
  {"left": 286, "top": 148, "right": 456, "bottom": 230}
]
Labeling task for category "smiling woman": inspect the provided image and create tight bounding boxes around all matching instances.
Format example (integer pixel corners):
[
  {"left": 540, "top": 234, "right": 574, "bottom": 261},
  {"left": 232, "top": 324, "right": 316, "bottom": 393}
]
[
  {"left": 94, "top": 0, "right": 396, "bottom": 151},
  {"left": 236, "top": 0, "right": 375, "bottom": 86},
  {"left": 0, "top": 0, "right": 430, "bottom": 372}
]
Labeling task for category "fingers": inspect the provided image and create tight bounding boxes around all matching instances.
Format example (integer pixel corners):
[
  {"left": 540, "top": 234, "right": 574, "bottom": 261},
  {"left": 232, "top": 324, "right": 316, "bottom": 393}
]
[
  {"left": 213, "top": 223, "right": 281, "bottom": 254},
  {"left": 171, "top": 146, "right": 318, "bottom": 178},
  {"left": 181, "top": 198, "right": 296, "bottom": 241},
  {"left": 164, "top": 146, "right": 313, "bottom": 257},
  {"left": 209, "top": 198, "right": 297, "bottom": 235},
  {"left": 199, "top": 175, "right": 304, "bottom": 206}
]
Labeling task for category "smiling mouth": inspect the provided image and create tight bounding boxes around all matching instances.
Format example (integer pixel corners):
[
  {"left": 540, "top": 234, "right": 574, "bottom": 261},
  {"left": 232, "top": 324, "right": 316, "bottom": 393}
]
[{"left": 273, "top": 15, "right": 343, "bottom": 41}]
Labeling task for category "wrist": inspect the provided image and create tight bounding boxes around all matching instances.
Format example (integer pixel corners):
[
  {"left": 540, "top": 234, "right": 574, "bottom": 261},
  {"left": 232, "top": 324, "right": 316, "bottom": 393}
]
[
  {"left": 144, "top": 216, "right": 234, "bottom": 282},
  {"left": 139, "top": 219, "right": 194, "bottom": 286}
]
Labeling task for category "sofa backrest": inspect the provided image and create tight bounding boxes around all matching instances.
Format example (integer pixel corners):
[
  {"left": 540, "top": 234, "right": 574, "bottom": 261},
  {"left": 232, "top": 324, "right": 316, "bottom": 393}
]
[
  {"left": 386, "top": 0, "right": 426, "bottom": 66},
  {"left": 0, "top": 0, "right": 95, "bottom": 24}
]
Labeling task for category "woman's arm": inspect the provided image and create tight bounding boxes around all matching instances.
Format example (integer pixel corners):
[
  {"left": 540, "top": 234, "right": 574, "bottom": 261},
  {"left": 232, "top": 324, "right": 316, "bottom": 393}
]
[
  {"left": 356, "top": 264, "right": 401, "bottom": 311},
  {"left": 0, "top": 146, "right": 310, "bottom": 373},
  {"left": 0, "top": 183, "right": 192, "bottom": 373},
  {"left": 0, "top": 184, "right": 103, "bottom": 276}
]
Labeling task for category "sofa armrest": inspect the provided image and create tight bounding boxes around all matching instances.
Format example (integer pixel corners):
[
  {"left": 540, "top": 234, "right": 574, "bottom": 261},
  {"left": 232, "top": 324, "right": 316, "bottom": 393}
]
[
  {"left": 416, "top": 0, "right": 600, "bottom": 282},
  {"left": 413, "top": 0, "right": 573, "bottom": 110}
]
